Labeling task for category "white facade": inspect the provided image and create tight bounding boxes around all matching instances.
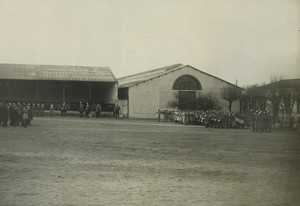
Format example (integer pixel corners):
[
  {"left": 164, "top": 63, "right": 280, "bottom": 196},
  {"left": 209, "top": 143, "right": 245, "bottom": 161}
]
[{"left": 120, "top": 65, "right": 242, "bottom": 118}]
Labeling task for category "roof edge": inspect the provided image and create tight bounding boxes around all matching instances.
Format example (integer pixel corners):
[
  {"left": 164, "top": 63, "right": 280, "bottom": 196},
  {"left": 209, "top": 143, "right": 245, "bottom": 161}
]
[
  {"left": 117, "top": 63, "right": 183, "bottom": 80},
  {"left": 119, "top": 64, "right": 244, "bottom": 90}
]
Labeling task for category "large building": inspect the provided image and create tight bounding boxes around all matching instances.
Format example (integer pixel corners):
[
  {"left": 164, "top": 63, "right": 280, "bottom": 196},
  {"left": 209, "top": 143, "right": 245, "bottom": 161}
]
[
  {"left": 118, "top": 64, "right": 243, "bottom": 118},
  {"left": 0, "top": 64, "right": 118, "bottom": 110}
]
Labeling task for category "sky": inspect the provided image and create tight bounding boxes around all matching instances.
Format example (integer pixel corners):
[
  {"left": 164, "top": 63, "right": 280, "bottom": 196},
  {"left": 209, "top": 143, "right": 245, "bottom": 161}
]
[{"left": 0, "top": 0, "right": 299, "bottom": 86}]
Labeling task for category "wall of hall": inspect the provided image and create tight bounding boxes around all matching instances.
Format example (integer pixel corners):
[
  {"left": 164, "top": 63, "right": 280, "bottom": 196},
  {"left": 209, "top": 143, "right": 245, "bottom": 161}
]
[{"left": 128, "top": 66, "right": 240, "bottom": 118}]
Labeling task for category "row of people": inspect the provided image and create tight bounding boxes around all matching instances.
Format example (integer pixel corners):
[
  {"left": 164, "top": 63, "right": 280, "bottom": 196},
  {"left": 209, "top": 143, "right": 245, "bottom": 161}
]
[
  {"left": 157, "top": 109, "right": 272, "bottom": 131},
  {"left": 0, "top": 102, "right": 33, "bottom": 127},
  {"left": 78, "top": 102, "right": 102, "bottom": 118},
  {"left": 251, "top": 110, "right": 272, "bottom": 133},
  {"left": 69, "top": 102, "right": 120, "bottom": 118}
]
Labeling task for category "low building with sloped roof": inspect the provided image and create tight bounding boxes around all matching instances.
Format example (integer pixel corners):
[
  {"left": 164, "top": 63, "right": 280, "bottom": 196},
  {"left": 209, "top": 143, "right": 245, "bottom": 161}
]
[
  {"left": 258, "top": 79, "right": 300, "bottom": 127},
  {"left": 0, "top": 63, "right": 118, "bottom": 110},
  {"left": 118, "top": 64, "right": 243, "bottom": 118}
]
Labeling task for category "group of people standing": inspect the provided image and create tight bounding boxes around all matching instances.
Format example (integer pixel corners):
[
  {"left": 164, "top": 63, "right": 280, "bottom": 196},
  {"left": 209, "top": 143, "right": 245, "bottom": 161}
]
[
  {"left": 78, "top": 102, "right": 120, "bottom": 118},
  {"left": 0, "top": 102, "right": 34, "bottom": 128},
  {"left": 251, "top": 110, "right": 272, "bottom": 133},
  {"left": 78, "top": 102, "right": 102, "bottom": 118},
  {"left": 157, "top": 108, "right": 272, "bottom": 132}
]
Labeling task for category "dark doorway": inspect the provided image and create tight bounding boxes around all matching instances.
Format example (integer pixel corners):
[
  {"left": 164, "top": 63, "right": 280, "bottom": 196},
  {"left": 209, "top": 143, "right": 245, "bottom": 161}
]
[{"left": 178, "top": 91, "right": 196, "bottom": 110}]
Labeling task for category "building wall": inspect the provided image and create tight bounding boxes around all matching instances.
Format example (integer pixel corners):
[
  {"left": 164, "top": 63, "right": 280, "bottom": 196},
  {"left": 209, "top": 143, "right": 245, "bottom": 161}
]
[
  {"left": 128, "top": 78, "right": 160, "bottom": 118},
  {"left": 128, "top": 66, "right": 241, "bottom": 118}
]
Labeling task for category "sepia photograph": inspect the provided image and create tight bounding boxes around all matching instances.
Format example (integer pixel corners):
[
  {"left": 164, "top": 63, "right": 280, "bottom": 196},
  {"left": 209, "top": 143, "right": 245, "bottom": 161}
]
[{"left": 0, "top": 0, "right": 299, "bottom": 205}]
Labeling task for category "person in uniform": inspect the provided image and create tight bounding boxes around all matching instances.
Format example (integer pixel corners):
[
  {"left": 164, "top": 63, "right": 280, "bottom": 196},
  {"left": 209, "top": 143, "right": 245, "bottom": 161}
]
[
  {"left": 31, "top": 103, "right": 36, "bottom": 117},
  {"left": 2, "top": 102, "right": 9, "bottom": 127},
  {"left": 16, "top": 103, "right": 22, "bottom": 126},
  {"left": 49, "top": 104, "right": 54, "bottom": 117},
  {"left": 266, "top": 111, "right": 272, "bottom": 133},
  {"left": 85, "top": 103, "right": 90, "bottom": 117},
  {"left": 253, "top": 110, "right": 258, "bottom": 132},
  {"left": 61, "top": 102, "right": 67, "bottom": 117},
  {"left": 36, "top": 103, "right": 41, "bottom": 117},
  {"left": 95, "top": 103, "right": 101, "bottom": 118},
  {"left": 157, "top": 108, "right": 161, "bottom": 122},
  {"left": 28, "top": 103, "right": 33, "bottom": 125},
  {"left": 79, "top": 102, "right": 84, "bottom": 117},
  {"left": 40, "top": 104, "right": 45, "bottom": 117},
  {"left": 113, "top": 104, "right": 120, "bottom": 119},
  {"left": 182, "top": 111, "right": 187, "bottom": 125},
  {"left": 22, "top": 103, "right": 29, "bottom": 128},
  {"left": 9, "top": 103, "right": 16, "bottom": 126}
]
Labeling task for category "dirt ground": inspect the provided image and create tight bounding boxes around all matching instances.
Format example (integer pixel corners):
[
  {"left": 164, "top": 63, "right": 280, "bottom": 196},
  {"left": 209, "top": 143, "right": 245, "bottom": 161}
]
[{"left": 0, "top": 117, "right": 299, "bottom": 206}]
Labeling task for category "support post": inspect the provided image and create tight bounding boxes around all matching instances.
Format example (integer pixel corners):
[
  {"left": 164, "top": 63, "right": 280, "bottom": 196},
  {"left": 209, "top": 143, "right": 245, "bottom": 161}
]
[
  {"left": 8, "top": 80, "right": 11, "bottom": 100},
  {"left": 36, "top": 81, "right": 39, "bottom": 100},
  {"left": 63, "top": 81, "right": 65, "bottom": 102},
  {"left": 88, "top": 83, "right": 91, "bottom": 102}
]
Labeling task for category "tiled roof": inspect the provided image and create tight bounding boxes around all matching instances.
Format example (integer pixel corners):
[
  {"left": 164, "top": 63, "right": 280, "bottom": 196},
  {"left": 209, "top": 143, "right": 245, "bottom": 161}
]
[
  {"left": 0, "top": 64, "right": 117, "bottom": 82},
  {"left": 118, "top": 63, "right": 243, "bottom": 89},
  {"left": 118, "top": 63, "right": 183, "bottom": 88}
]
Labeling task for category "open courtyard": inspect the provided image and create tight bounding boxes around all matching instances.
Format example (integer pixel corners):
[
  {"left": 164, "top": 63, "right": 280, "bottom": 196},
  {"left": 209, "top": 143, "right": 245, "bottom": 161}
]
[{"left": 0, "top": 117, "right": 299, "bottom": 205}]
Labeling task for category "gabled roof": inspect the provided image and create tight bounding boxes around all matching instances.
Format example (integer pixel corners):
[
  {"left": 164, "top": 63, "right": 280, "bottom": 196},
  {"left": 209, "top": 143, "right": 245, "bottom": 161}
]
[
  {"left": 118, "top": 63, "right": 243, "bottom": 89},
  {"left": 118, "top": 63, "right": 183, "bottom": 88},
  {"left": 0, "top": 63, "right": 117, "bottom": 82},
  {"left": 259, "top": 79, "right": 300, "bottom": 90}
]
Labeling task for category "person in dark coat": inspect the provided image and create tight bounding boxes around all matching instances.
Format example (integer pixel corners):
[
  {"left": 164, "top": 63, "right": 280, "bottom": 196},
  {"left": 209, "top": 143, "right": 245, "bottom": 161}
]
[
  {"left": 0, "top": 102, "right": 3, "bottom": 126},
  {"left": 61, "top": 102, "right": 67, "bottom": 117},
  {"left": 95, "top": 103, "right": 101, "bottom": 118},
  {"left": 85, "top": 103, "right": 90, "bottom": 117},
  {"left": 16, "top": 103, "right": 22, "bottom": 126},
  {"left": 2, "top": 103, "right": 9, "bottom": 127},
  {"left": 9, "top": 103, "right": 16, "bottom": 126},
  {"left": 79, "top": 102, "right": 84, "bottom": 117},
  {"left": 113, "top": 104, "right": 120, "bottom": 119},
  {"left": 28, "top": 103, "right": 33, "bottom": 125},
  {"left": 40, "top": 104, "right": 45, "bottom": 117}
]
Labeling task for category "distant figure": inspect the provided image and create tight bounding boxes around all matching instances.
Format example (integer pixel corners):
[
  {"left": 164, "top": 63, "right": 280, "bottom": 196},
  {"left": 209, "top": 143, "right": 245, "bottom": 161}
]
[
  {"left": 79, "top": 102, "right": 84, "bottom": 117},
  {"left": 36, "top": 103, "right": 41, "bottom": 117},
  {"left": 31, "top": 103, "right": 36, "bottom": 117},
  {"left": 22, "top": 103, "right": 29, "bottom": 128},
  {"left": 49, "top": 104, "right": 54, "bottom": 117},
  {"left": 1, "top": 102, "right": 9, "bottom": 127},
  {"left": 85, "top": 103, "right": 90, "bottom": 117},
  {"left": 61, "top": 102, "right": 67, "bottom": 117},
  {"left": 113, "top": 104, "right": 120, "bottom": 118},
  {"left": 157, "top": 108, "right": 161, "bottom": 122},
  {"left": 182, "top": 111, "right": 188, "bottom": 125},
  {"left": 96, "top": 103, "right": 101, "bottom": 118},
  {"left": 28, "top": 103, "right": 33, "bottom": 125},
  {"left": 41, "top": 104, "right": 45, "bottom": 117}
]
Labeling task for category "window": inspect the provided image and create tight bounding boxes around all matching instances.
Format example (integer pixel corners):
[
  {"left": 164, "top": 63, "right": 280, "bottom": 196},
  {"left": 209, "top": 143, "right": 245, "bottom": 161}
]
[{"left": 172, "top": 75, "right": 202, "bottom": 90}]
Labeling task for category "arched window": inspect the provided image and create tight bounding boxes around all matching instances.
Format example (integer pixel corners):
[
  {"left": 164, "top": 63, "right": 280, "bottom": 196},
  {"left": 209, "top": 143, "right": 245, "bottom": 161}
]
[{"left": 172, "top": 75, "right": 202, "bottom": 90}]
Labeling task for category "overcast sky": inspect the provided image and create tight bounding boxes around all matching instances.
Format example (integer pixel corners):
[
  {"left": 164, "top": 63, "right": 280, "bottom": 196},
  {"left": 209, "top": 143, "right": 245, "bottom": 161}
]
[{"left": 0, "top": 0, "right": 299, "bottom": 86}]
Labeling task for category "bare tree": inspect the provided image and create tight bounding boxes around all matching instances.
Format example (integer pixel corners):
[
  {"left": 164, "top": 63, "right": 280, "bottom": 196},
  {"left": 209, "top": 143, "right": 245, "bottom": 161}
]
[{"left": 221, "top": 86, "right": 242, "bottom": 112}]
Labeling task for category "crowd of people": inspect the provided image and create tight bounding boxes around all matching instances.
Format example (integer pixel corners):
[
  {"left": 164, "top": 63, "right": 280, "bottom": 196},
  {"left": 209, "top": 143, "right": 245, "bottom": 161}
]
[
  {"left": 0, "top": 102, "right": 34, "bottom": 128},
  {"left": 48, "top": 101, "right": 119, "bottom": 118},
  {"left": 1, "top": 100, "right": 273, "bottom": 133},
  {"left": 0, "top": 100, "right": 123, "bottom": 128},
  {"left": 157, "top": 109, "right": 272, "bottom": 132},
  {"left": 77, "top": 102, "right": 104, "bottom": 118}
]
